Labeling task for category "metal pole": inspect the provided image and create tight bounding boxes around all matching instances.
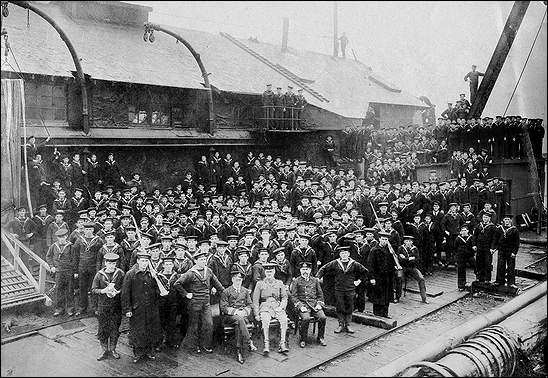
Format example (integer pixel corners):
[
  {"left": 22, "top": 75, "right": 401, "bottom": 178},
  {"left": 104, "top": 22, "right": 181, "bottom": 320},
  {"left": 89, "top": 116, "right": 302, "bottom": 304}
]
[
  {"left": 8, "top": 1, "right": 90, "bottom": 134},
  {"left": 144, "top": 22, "right": 215, "bottom": 135},
  {"left": 333, "top": 1, "right": 338, "bottom": 57}
]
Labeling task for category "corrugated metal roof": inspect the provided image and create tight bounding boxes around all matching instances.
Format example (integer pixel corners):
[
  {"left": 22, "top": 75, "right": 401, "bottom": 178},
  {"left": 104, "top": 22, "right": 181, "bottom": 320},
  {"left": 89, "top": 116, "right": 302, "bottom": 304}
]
[{"left": 1, "top": 2, "right": 426, "bottom": 119}]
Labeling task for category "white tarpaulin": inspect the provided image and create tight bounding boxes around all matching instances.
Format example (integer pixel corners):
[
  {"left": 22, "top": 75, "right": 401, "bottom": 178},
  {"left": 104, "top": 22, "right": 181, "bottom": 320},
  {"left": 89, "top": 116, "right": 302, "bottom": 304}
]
[{"left": 1, "top": 79, "right": 25, "bottom": 222}]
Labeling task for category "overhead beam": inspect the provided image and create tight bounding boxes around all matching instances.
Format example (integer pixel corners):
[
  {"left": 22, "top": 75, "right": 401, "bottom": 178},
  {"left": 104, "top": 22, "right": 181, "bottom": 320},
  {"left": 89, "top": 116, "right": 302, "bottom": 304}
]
[
  {"left": 7, "top": 1, "right": 90, "bottom": 134},
  {"left": 144, "top": 22, "right": 215, "bottom": 135}
]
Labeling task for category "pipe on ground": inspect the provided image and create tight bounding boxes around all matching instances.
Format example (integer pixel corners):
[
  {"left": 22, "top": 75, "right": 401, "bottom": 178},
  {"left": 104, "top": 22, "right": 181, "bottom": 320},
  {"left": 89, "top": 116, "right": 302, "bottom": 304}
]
[
  {"left": 403, "top": 295, "right": 547, "bottom": 377},
  {"left": 370, "top": 281, "right": 547, "bottom": 377}
]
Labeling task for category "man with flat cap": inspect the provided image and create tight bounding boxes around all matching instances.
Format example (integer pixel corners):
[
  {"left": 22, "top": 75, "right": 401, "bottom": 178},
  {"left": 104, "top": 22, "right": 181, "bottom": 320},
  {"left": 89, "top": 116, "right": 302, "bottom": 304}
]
[
  {"left": 494, "top": 214, "right": 520, "bottom": 288},
  {"left": 220, "top": 267, "right": 258, "bottom": 364},
  {"left": 317, "top": 245, "right": 368, "bottom": 333},
  {"left": 47, "top": 228, "right": 77, "bottom": 316},
  {"left": 91, "top": 252, "right": 125, "bottom": 360},
  {"left": 174, "top": 249, "right": 225, "bottom": 353},
  {"left": 122, "top": 249, "right": 164, "bottom": 363},
  {"left": 290, "top": 262, "right": 327, "bottom": 347},
  {"left": 367, "top": 231, "right": 397, "bottom": 318}
]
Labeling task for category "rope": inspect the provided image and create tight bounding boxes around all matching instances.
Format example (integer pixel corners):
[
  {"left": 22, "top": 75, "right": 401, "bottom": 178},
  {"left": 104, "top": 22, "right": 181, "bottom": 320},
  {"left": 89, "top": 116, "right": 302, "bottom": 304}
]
[{"left": 503, "top": 9, "right": 546, "bottom": 116}]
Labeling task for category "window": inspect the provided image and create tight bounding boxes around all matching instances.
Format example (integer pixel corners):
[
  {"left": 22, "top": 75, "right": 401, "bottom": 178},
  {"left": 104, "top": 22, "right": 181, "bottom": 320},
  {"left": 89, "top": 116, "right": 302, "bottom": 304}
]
[
  {"left": 127, "top": 86, "right": 170, "bottom": 126},
  {"left": 25, "top": 81, "right": 67, "bottom": 121}
]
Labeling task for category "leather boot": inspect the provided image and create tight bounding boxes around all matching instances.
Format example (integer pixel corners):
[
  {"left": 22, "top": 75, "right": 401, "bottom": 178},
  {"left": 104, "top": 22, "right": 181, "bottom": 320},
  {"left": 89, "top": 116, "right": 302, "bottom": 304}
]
[
  {"left": 249, "top": 340, "right": 258, "bottom": 351},
  {"left": 109, "top": 337, "right": 120, "bottom": 359},
  {"left": 279, "top": 341, "right": 289, "bottom": 353},
  {"left": 97, "top": 341, "right": 109, "bottom": 361},
  {"left": 263, "top": 339, "right": 270, "bottom": 355}
]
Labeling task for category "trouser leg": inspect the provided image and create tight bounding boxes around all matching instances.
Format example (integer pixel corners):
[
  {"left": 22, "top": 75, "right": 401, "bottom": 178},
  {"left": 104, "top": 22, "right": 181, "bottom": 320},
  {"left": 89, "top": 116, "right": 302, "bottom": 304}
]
[
  {"left": 260, "top": 312, "right": 272, "bottom": 343},
  {"left": 276, "top": 310, "right": 288, "bottom": 342},
  {"left": 186, "top": 299, "right": 202, "bottom": 347},
  {"left": 315, "top": 310, "right": 326, "bottom": 339},
  {"left": 496, "top": 253, "right": 507, "bottom": 283},
  {"left": 54, "top": 272, "right": 69, "bottom": 311},
  {"left": 457, "top": 255, "right": 467, "bottom": 288},
  {"left": 372, "top": 304, "right": 382, "bottom": 316},
  {"left": 109, "top": 312, "right": 122, "bottom": 351},
  {"left": 394, "top": 273, "right": 403, "bottom": 300},
  {"left": 507, "top": 255, "right": 516, "bottom": 285},
  {"left": 299, "top": 311, "right": 311, "bottom": 341},
  {"left": 201, "top": 301, "right": 213, "bottom": 348},
  {"left": 411, "top": 268, "right": 427, "bottom": 302},
  {"left": 355, "top": 281, "right": 366, "bottom": 312}
]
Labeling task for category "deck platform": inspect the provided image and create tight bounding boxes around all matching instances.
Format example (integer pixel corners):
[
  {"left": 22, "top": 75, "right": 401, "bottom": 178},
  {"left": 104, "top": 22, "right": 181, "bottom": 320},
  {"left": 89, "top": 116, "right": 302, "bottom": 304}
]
[{"left": 1, "top": 246, "right": 543, "bottom": 377}]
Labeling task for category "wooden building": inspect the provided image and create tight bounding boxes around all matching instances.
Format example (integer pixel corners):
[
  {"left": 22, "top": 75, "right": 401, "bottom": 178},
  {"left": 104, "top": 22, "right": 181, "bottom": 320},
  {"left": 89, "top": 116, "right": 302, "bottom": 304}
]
[{"left": 1, "top": 0, "right": 427, "bottom": 188}]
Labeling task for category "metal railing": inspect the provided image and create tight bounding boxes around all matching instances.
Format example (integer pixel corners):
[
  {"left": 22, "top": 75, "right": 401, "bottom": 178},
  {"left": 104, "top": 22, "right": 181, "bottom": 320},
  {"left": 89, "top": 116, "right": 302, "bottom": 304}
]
[
  {"left": 256, "top": 105, "right": 306, "bottom": 131},
  {"left": 1, "top": 228, "right": 53, "bottom": 301}
]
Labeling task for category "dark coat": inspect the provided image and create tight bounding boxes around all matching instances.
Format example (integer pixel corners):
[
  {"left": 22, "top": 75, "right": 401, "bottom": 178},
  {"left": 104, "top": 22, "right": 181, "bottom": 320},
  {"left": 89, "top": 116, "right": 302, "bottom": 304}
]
[
  {"left": 121, "top": 267, "right": 163, "bottom": 349},
  {"left": 367, "top": 245, "right": 396, "bottom": 305}
]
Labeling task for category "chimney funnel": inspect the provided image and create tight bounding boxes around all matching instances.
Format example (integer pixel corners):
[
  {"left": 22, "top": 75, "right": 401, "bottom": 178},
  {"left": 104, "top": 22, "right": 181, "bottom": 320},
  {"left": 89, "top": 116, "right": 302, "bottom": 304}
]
[{"left": 282, "top": 18, "right": 289, "bottom": 52}]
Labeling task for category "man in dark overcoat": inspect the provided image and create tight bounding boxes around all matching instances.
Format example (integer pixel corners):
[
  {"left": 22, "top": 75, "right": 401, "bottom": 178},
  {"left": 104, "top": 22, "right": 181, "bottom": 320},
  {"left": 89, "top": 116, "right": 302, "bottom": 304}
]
[
  {"left": 367, "top": 231, "right": 397, "bottom": 318},
  {"left": 121, "top": 249, "right": 163, "bottom": 363}
]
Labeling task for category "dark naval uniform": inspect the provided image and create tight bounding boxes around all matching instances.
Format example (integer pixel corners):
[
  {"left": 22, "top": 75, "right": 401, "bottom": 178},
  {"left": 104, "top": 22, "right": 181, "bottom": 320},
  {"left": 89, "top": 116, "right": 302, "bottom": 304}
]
[
  {"left": 367, "top": 243, "right": 396, "bottom": 318},
  {"left": 317, "top": 256, "right": 367, "bottom": 329},
  {"left": 290, "top": 272, "right": 327, "bottom": 342},
  {"left": 91, "top": 262, "right": 125, "bottom": 359},
  {"left": 495, "top": 223, "right": 520, "bottom": 286}
]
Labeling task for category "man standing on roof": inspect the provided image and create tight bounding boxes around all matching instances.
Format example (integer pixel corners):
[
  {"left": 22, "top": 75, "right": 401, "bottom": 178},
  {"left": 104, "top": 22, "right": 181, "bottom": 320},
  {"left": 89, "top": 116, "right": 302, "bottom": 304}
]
[
  {"left": 262, "top": 84, "right": 275, "bottom": 130},
  {"left": 273, "top": 87, "right": 285, "bottom": 130},
  {"left": 339, "top": 32, "right": 349, "bottom": 58},
  {"left": 464, "top": 65, "right": 485, "bottom": 104},
  {"left": 284, "top": 85, "right": 297, "bottom": 130},
  {"left": 295, "top": 88, "right": 307, "bottom": 130}
]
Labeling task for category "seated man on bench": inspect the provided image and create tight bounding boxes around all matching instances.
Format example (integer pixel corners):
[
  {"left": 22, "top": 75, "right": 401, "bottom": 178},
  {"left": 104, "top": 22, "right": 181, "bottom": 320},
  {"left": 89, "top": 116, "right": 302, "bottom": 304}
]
[
  {"left": 252, "top": 262, "right": 289, "bottom": 355},
  {"left": 290, "top": 262, "right": 327, "bottom": 348},
  {"left": 220, "top": 267, "right": 258, "bottom": 364}
]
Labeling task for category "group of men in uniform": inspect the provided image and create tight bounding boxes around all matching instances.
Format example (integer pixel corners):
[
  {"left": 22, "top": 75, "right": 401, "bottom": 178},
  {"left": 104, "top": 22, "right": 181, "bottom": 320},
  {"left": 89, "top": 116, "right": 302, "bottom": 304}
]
[
  {"left": 6, "top": 140, "right": 524, "bottom": 365},
  {"left": 262, "top": 84, "right": 307, "bottom": 130},
  {"left": 436, "top": 113, "right": 545, "bottom": 159}
]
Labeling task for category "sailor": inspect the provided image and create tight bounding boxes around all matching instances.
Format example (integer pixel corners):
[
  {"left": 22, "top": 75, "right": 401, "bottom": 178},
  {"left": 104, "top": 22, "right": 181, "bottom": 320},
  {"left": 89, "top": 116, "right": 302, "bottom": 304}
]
[
  {"left": 173, "top": 249, "right": 225, "bottom": 353},
  {"left": 46, "top": 228, "right": 77, "bottom": 317},
  {"left": 367, "top": 231, "right": 397, "bottom": 318},
  {"left": 157, "top": 253, "right": 180, "bottom": 349},
  {"left": 91, "top": 252, "right": 125, "bottom": 360},
  {"left": 494, "top": 214, "right": 520, "bottom": 288},
  {"left": 317, "top": 246, "right": 368, "bottom": 333}
]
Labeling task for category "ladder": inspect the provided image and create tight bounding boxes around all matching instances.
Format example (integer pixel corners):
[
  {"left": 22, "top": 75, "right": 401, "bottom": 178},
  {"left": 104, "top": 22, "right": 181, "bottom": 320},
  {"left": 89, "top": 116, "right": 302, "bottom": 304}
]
[{"left": 220, "top": 32, "right": 329, "bottom": 103}]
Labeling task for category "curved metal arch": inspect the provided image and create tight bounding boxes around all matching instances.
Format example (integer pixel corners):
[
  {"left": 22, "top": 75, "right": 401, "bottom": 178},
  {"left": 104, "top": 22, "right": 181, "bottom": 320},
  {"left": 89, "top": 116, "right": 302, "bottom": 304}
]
[
  {"left": 7, "top": 1, "right": 90, "bottom": 134},
  {"left": 144, "top": 22, "right": 215, "bottom": 135}
]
